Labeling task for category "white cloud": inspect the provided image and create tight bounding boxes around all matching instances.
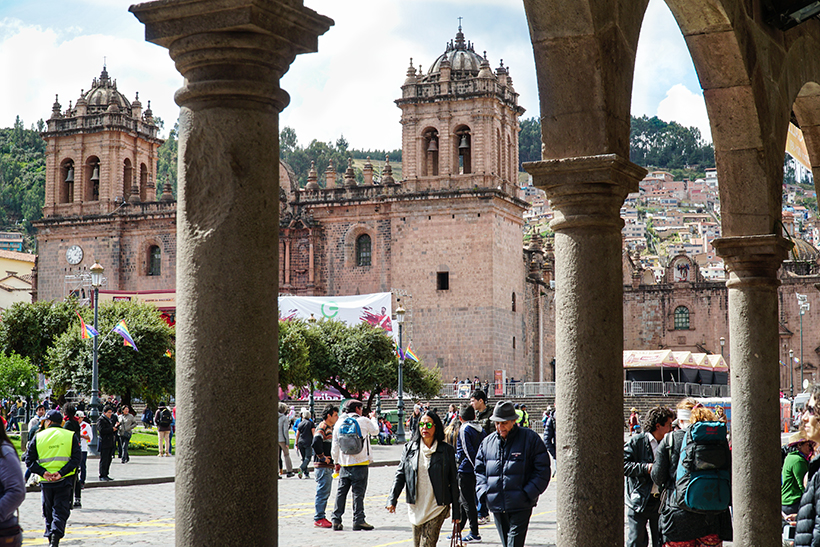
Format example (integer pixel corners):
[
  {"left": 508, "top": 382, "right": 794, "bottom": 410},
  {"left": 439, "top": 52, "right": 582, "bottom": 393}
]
[
  {"left": 657, "top": 84, "right": 712, "bottom": 142},
  {"left": 0, "top": 19, "right": 180, "bottom": 133}
]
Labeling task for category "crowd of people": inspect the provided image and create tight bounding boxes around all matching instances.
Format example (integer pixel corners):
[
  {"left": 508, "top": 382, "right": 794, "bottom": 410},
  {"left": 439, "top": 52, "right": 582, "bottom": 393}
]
[
  {"left": 302, "top": 389, "right": 551, "bottom": 547},
  {"left": 0, "top": 396, "right": 178, "bottom": 546}
]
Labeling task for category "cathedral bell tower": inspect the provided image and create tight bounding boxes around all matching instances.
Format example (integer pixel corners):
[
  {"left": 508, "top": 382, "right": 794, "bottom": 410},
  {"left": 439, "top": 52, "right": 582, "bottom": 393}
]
[{"left": 395, "top": 25, "right": 525, "bottom": 192}]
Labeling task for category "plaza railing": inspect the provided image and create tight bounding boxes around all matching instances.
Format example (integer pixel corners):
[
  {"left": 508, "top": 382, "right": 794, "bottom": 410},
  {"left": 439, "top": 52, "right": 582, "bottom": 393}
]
[{"left": 438, "top": 381, "right": 729, "bottom": 399}]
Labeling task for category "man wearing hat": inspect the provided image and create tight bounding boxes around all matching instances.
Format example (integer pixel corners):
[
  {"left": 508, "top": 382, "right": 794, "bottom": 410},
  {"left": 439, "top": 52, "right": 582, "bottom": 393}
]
[
  {"left": 25, "top": 409, "right": 81, "bottom": 547},
  {"left": 475, "top": 401, "right": 551, "bottom": 547},
  {"left": 783, "top": 432, "right": 815, "bottom": 516}
]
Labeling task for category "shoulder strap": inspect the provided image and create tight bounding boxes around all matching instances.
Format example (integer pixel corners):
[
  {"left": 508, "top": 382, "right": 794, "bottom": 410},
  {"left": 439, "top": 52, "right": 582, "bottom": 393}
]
[{"left": 459, "top": 426, "right": 476, "bottom": 468}]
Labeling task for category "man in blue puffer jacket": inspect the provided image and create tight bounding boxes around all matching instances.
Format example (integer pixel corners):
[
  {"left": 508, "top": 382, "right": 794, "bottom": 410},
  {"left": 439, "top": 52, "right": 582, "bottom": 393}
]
[{"left": 475, "top": 401, "right": 551, "bottom": 547}]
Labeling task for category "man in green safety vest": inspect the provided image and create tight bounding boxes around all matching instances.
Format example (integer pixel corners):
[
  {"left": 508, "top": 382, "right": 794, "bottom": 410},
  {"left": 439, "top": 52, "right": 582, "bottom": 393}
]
[{"left": 25, "top": 409, "right": 81, "bottom": 547}]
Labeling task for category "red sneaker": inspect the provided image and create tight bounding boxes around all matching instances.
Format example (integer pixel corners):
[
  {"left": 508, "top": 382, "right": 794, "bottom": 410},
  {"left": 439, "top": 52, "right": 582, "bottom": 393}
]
[{"left": 314, "top": 518, "right": 332, "bottom": 528}]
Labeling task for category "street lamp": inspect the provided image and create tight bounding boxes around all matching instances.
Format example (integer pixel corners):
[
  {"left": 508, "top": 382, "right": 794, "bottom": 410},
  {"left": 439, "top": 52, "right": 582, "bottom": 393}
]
[
  {"left": 798, "top": 296, "right": 810, "bottom": 393},
  {"left": 790, "top": 349, "right": 795, "bottom": 398},
  {"left": 307, "top": 313, "right": 317, "bottom": 420},
  {"left": 88, "top": 261, "right": 104, "bottom": 440},
  {"left": 719, "top": 337, "right": 725, "bottom": 358},
  {"left": 395, "top": 301, "right": 406, "bottom": 444}
]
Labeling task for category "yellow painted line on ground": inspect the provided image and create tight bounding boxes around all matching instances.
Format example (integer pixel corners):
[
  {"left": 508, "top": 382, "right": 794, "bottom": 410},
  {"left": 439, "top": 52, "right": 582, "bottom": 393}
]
[
  {"left": 370, "top": 539, "right": 413, "bottom": 547},
  {"left": 22, "top": 519, "right": 174, "bottom": 545}
]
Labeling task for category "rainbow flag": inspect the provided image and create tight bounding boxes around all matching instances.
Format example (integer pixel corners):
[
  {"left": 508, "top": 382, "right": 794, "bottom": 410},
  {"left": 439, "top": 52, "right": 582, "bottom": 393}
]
[
  {"left": 165, "top": 349, "right": 173, "bottom": 358},
  {"left": 395, "top": 341, "right": 404, "bottom": 360},
  {"left": 405, "top": 343, "right": 419, "bottom": 363},
  {"left": 113, "top": 320, "right": 138, "bottom": 351},
  {"left": 77, "top": 312, "right": 99, "bottom": 339}
]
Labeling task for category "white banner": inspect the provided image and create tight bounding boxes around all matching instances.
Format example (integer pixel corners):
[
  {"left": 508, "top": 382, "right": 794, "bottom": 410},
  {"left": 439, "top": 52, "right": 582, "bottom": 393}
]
[{"left": 278, "top": 292, "right": 393, "bottom": 334}]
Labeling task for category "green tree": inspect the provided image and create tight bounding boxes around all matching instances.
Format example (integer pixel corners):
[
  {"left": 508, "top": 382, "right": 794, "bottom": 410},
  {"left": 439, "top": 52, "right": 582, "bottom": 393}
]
[
  {"left": 518, "top": 117, "right": 542, "bottom": 169},
  {"left": 278, "top": 319, "right": 311, "bottom": 392},
  {"left": 156, "top": 120, "right": 178, "bottom": 198},
  {"left": 0, "top": 300, "right": 79, "bottom": 372},
  {"left": 278, "top": 319, "right": 442, "bottom": 412},
  {"left": 45, "top": 300, "right": 175, "bottom": 406},
  {"left": 0, "top": 353, "right": 38, "bottom": 401}
]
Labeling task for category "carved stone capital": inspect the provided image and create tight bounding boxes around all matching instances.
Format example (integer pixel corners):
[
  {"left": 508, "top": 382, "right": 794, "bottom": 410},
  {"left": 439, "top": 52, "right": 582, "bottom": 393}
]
[
  {"left": 712, "top": 234, "right": 792, "bottom": 289},
  {"left": 130, "top": 0, "right": 333, "bottom": 111},
  {"left": 523, "top": 154, "right": 645, "bottom": 232}
]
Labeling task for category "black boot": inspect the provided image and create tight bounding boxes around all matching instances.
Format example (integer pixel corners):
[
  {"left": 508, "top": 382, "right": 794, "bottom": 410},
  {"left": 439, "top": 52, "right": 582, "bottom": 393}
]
[{"left": 49, "top": 534, "right": 61, "bottom": 547}]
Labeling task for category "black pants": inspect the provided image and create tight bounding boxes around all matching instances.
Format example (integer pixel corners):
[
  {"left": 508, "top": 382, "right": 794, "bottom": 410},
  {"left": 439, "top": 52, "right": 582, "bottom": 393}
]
[
  {"left": 332, "top": 465, "right": 369, "bottom": 525},
  {"left": 42, "top": 480, "right": 73, "bottom": 539},
  {"left": 626, "top": 495, "right": 662, "bottom": 547},
  {"left": 120, "top": 434, "right": 131, "bottom": 462},
  {"left": 493, "top": 508, "right": 533, "bottom": 547},
  {"left": 99, "top": 446, "right": 114, "bottom": 479},
  {"left": 458, "top": 472, "right": 479, "bottom": 536}
]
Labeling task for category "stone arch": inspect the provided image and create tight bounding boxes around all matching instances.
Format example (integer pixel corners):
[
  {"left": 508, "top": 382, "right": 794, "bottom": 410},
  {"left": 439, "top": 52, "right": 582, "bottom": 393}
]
[
  {"left": 793, "top": 82, "right": 820, "bottom": 184},
  {"left": 123, "top": 158, "right": 133, "bottom": 200},
  {"left": 453, "top": 124, "right": 472, "bottom": 174},
  {"left": 343, "top": 223, "right": 376, "bottom": 269},
  {"left": 85, "top": 156, "right": 100, "bottom": 202},
  {"left": 59, "top": 158, "right": 75, "bottom": 204},
  {"left": 139, "top": 163, "right": 149, "bottom": 202},
  {"left": 420, "top": 127, "right": 439, "bottom": 176}
]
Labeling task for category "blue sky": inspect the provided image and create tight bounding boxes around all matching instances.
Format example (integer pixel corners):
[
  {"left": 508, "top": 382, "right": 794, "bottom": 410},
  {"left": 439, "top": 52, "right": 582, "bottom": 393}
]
[{"left": 0, "top": 0, "right": 710, "bottom": 148}]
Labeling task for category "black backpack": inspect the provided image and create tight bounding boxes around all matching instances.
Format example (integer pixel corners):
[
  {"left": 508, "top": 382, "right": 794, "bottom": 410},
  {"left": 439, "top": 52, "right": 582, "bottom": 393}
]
[{"left": 157, "top": 408, "right": 172, "bottom": 427}]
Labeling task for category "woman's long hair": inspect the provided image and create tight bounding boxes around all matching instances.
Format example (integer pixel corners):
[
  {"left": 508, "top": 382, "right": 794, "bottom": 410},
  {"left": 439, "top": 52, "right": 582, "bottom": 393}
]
[{"left": 410, "top": 410, "right": 445, "bottom": 445}]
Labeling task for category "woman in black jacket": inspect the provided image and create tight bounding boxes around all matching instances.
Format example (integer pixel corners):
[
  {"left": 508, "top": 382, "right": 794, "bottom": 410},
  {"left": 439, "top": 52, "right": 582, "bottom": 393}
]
[
  {"left": 386, "top": 410, "right": 460, "bottom": 547},
  {"left": 794, "top": 384, "right": 820, "bottom": 546}
]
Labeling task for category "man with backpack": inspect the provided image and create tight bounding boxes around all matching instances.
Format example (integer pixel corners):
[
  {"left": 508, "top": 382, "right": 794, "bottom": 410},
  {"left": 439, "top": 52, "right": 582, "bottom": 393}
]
[
  {"left": 155, "top": 402, "right": 173, "bottom": 457},
  {"left": 623, "top": 406, "right": 675, "bottom": 547},
  {"left": 455, "top": 403, "right": 484, "bottom": 543},
  {"left": 330, "top": 399, "right": 379, "bottom": 531}
]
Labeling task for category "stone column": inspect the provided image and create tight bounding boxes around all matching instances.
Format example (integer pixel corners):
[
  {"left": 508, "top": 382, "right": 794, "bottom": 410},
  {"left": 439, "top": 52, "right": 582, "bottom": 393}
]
[
  {"left": 129, "top": 2, "right": 332, "bottom": 546},
  {"left": 525, "top": 154, "right": 644, "bottom": 547},
  {"left": 712, "top": 234, "right": 791, "bottom": 546}
]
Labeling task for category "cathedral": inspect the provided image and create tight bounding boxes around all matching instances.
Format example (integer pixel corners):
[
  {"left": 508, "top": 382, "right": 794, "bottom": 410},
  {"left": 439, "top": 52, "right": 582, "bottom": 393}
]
[
  {"left": 278, "top": 26, "right": 546, "bottom": 382},
  {"left": 33, "top": 66, "right": 176, "bottom": 311}
]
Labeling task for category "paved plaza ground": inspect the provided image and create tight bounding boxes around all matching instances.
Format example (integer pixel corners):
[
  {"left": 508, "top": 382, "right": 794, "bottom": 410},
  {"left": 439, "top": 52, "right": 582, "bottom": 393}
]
[{"left": 13, "top": 435, "right": 775, "bottom": 545}]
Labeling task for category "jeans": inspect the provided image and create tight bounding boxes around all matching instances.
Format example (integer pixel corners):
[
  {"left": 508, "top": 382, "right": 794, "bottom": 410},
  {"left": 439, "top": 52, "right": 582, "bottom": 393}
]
[
  {"left": 492, "top": 508, "right": 533, "bottom": 547},
  {"left": 314, "top": 467, "right": 333, "bottom": 521},
  {"left": 458, "top": 472, "right": 479, "bottom": 536},
  {"left": 332, "top": 465, "right": 369, "bottom": 525},
  {"left": 298, "top": 445, "right": 312, "bottom": 475},
  {"left": 41, "top": 481, "right": 73, "bottom": 539},
  {"left": 120, "top": 434, "right": 131, "bottom": 462}
]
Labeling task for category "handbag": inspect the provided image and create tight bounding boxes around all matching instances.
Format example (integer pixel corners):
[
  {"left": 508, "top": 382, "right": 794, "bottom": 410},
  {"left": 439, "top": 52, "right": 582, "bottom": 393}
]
[{"left": 448, "top": 520, "right": 462, "bottom": 547}]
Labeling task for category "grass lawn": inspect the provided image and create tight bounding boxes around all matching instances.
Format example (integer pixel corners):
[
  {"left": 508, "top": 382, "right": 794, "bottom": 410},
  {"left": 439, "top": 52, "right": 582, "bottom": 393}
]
[{"left": 5, "top": 427, "right": 175, "bottom": 457}]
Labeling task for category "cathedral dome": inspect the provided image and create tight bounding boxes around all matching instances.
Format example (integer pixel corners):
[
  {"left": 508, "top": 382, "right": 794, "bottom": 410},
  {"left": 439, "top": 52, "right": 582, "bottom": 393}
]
[
  {"left": 791, "top": 237, "right": 820, "bottom": 262},
  {"left": 83, "top": 66, "right": 131, "bottom": 113},
  {"left": 427, "top": 26, "right": 484, "bottom": 77}
]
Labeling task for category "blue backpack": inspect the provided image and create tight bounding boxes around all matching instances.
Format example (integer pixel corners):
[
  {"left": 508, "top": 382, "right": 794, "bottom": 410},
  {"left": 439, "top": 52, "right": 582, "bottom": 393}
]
[
  {"left": 337, "top": 415, "right": 364, "bottom": 455},
  {"left": 674, "top": 421, "right": 731, "bottom": 513}
]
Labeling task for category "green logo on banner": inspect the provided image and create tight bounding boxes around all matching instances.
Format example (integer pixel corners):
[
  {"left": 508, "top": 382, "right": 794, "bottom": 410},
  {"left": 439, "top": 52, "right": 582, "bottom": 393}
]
[{"left": 321, "top": 302, "right": 339, "bottom": 319}]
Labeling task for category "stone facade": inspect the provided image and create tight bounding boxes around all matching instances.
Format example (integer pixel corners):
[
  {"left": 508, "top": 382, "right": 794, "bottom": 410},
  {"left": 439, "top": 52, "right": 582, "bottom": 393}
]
[
  {"left": 33, "top": 67, "right": 176, "bottom": 302},
  {"left": 279, "top": 27, "right": 534, "bottom": 381}
]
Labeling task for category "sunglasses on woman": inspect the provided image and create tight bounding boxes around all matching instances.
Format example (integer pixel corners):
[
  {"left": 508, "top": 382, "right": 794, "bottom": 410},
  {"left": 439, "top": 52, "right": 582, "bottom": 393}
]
[
  {"left": 806, "top": 404, "right": 819, "bottom": 417},
  {"left": 419, "top": 422, "right": 434, "bottom": 429}
]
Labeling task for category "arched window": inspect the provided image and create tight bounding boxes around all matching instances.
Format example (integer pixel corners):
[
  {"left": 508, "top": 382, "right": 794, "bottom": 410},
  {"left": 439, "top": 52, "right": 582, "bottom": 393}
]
[
  {"left": 148, "top": 245, "right": 161, "bottom": 276},
  {"left": 674, "top": 306, "right": 690, "bottom": 330},
  {"left": 59, "top": 159, "right": 74, "bottom": 204},
  {"left": 140, "top": 163, "right": 149, "bottom": 202},
  {"left": 455, "top": 126, "right": 471, "bottom": 174},
  {"left": 422, "top": 128, "right": 439, "bottom": 176},
  {"left": 123, "top": 158, "right": 133, "bottom": 198},
  {"left": 86, "top": 156, "right": 100, "bottom": 201},
  {"left": 356, "top": 234, "right": 371, "bottom": 267}
]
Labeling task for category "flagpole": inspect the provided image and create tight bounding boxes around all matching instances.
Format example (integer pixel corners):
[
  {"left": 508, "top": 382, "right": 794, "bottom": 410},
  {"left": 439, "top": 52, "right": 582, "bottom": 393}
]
[{"left": 88, "top": 262, "right": 104, "bottom": 455}]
